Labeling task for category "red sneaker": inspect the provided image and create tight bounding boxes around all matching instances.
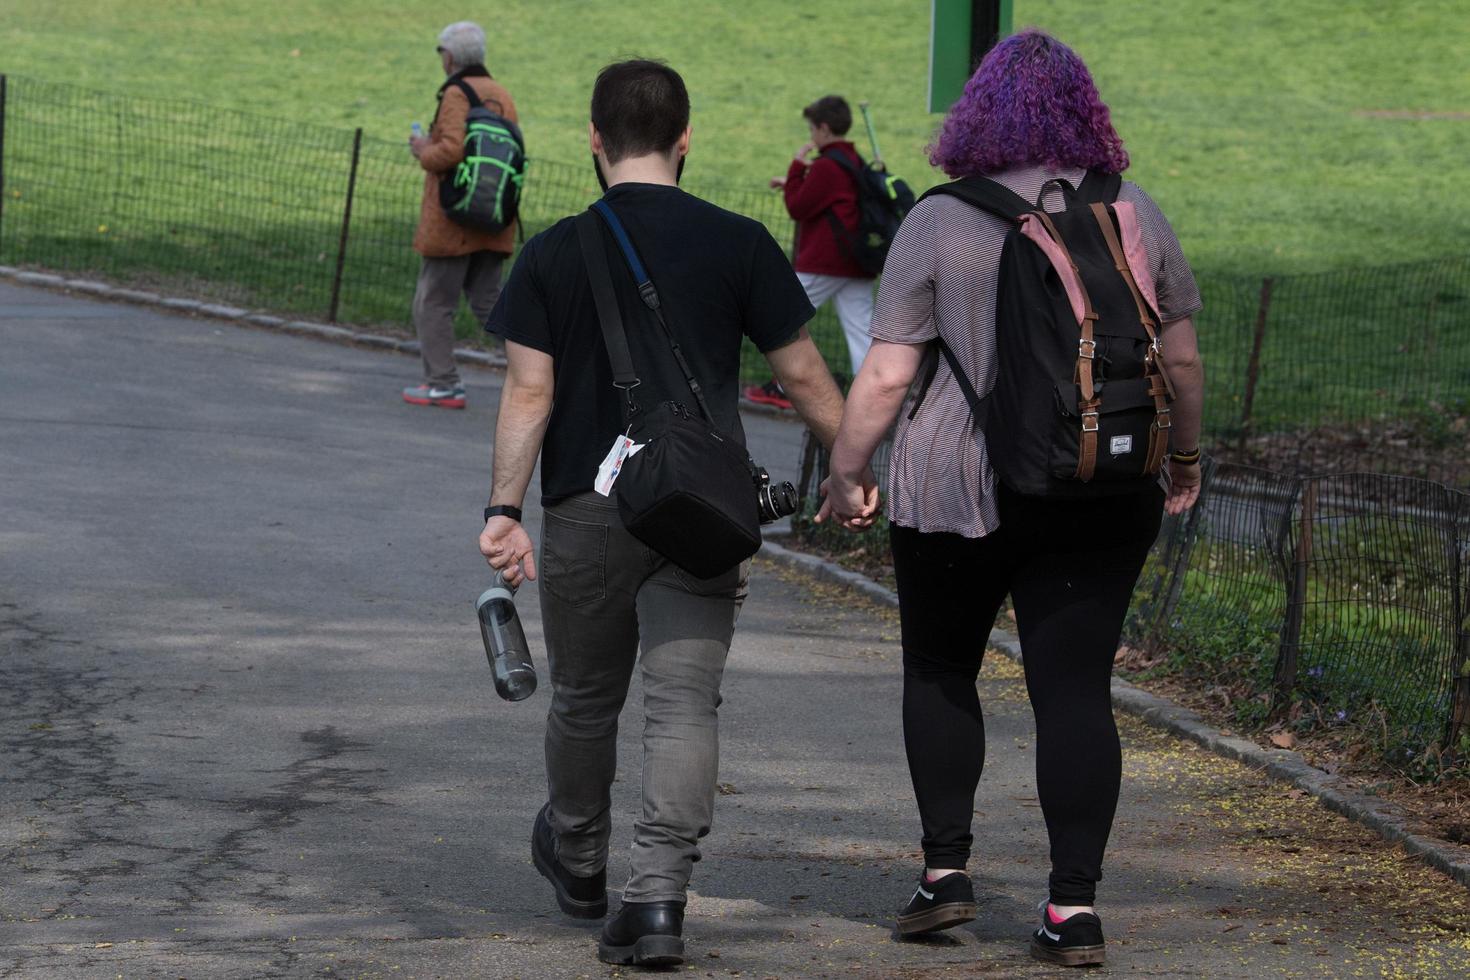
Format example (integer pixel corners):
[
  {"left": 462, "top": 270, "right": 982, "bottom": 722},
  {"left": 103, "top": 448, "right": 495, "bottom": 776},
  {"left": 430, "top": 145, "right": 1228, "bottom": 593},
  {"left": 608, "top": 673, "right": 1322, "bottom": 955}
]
[
  {"left": 742, "top": 380, "right": 793, "bottom": 411},
  {"left": 402, "top": 384, "right": 466, "bottom": 409}
]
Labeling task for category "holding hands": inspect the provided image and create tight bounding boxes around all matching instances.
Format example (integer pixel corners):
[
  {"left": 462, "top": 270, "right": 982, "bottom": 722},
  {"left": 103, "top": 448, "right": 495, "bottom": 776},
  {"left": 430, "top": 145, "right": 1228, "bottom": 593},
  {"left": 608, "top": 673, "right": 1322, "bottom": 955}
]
[{"left": 815, "top": 467, "right": 882, "bottom": 530}]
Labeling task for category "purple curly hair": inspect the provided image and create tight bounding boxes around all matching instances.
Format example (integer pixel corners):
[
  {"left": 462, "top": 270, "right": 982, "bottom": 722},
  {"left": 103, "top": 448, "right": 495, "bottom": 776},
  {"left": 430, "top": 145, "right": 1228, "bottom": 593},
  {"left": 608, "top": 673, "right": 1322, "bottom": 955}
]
[{"left": 930, "top": 30, "right": 1129, "bottom": 177}]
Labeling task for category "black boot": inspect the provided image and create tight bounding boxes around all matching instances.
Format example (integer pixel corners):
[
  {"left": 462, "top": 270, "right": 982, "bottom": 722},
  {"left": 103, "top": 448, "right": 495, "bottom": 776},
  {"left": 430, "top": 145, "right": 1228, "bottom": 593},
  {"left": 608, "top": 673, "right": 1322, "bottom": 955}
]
[
  {"left": 531, "top": 803, "right": 607, "bottom": 919},
  {"left": 598, "top": 900, "right": 685, "bottom": 967}
]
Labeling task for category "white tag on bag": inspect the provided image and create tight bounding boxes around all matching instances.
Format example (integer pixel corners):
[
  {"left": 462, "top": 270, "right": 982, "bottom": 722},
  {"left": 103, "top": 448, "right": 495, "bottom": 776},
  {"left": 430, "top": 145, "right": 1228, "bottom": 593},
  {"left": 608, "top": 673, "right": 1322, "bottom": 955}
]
[{"left": 594, "top": 435, "right": 638, "bottom": 496}]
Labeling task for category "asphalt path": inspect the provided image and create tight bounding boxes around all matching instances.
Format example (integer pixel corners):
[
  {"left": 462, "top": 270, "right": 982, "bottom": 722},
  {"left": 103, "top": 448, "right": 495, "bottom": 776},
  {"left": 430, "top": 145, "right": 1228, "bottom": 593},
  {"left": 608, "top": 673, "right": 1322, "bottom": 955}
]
[{"left": 3, "top": 282, "right": 1469, "bottom": 978}]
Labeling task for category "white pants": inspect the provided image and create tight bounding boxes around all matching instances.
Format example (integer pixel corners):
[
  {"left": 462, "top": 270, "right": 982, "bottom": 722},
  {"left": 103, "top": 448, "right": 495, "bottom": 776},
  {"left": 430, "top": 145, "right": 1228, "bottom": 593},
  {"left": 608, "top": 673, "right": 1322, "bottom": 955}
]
[{"left": 798, "top": 272, "right": 874, "bottom": 376}]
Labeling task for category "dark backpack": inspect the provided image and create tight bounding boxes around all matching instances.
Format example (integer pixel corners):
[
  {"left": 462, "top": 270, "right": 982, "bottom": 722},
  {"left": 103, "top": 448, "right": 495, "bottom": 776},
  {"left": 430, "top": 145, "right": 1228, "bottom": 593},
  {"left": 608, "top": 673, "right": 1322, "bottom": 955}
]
[
  {"left": 437, "top": 79, "right": 526, "bottom": 234},
  {"left": 821, "top": 148, "right": 915, "bottom": 277},
  {"left": 916, "top": 171, "right": 1174, "bottom": 499}
]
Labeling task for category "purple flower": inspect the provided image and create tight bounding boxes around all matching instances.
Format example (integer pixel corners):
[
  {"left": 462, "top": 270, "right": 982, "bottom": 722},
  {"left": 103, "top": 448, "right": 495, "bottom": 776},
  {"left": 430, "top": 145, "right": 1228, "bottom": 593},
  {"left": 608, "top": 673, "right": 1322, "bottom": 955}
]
[
  {"left": 1306, "top": 666, "right": 1325, "bottom": 679},
  {"left": 1335, "top": 710, "right": 1348, "bottom": 722}
]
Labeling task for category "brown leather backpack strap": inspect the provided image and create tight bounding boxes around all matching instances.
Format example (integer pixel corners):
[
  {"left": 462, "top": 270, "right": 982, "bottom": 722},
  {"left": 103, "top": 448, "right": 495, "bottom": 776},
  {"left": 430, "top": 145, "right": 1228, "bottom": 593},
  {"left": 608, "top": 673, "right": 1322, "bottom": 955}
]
[
  {"left": 1090, "top": 203, "right": 1173, "bottom": 475},
  {"left": 1033, "top": 209, "right": 1103, "bottom": 483},
  {"left": 1075, "top": 312, "right": 1101, "bottom": 482}
]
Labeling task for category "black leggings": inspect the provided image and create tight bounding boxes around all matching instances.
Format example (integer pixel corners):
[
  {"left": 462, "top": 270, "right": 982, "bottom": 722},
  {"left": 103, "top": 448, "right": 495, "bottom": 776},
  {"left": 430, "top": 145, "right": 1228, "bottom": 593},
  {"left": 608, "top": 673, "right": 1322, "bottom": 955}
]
[{"left": 890, "top": 484, "right": 1162, "bottom": 906}]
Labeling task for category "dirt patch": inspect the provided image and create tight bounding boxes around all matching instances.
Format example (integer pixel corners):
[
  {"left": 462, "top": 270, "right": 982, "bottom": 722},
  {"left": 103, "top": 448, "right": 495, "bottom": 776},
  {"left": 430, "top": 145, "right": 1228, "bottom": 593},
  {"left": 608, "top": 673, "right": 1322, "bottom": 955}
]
[{"left": 1215, "top": 413, "right": 1470, "bottom": 488}]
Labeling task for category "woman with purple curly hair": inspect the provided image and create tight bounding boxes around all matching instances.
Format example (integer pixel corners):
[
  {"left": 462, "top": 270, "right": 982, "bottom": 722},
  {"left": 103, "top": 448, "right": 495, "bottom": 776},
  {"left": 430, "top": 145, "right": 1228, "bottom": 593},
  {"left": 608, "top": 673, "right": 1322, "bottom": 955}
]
[{"left": 819, "top": 29, "right": 1206, "bottom": 966}]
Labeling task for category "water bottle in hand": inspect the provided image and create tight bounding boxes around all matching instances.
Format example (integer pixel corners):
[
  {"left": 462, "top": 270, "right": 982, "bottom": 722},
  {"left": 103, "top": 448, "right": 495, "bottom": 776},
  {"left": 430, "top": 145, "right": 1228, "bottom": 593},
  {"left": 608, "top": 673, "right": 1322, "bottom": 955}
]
[
  {"left": 477, "top": 571, "right": 537, "bottom": 701},
  {"left": 411, "top": 121, "right": 423, "bottom": 140}
]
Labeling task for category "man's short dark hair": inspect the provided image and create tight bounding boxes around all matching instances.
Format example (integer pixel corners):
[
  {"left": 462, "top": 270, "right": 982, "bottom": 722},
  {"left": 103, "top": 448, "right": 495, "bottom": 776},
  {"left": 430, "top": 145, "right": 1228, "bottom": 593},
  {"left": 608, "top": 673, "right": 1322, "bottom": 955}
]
[
  {"left": 802, "top": 95, "right": 852, "bottom": 136},
  {"left": 590, "top": 60, "right": 690, "bottom": 164}
]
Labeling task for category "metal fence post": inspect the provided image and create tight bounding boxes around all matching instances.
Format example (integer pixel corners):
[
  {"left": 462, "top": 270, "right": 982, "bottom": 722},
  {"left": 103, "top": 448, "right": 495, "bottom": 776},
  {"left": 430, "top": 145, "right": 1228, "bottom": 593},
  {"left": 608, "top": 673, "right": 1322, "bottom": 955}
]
[
  {"left": 0, "top": 74, "right": 9, "bottom": 260},
  {"left": 328, "top": 127, "right": 363, "bottom": 323},
  {"left": 1449, "top": 498, "right": 1470, "bottom": 757},
  {"left": 1237, "top": 276, "right": 1274, "bottom": 450},
  {"left": 1272, "top": 475, "right": 1316, "bottom": 720}
]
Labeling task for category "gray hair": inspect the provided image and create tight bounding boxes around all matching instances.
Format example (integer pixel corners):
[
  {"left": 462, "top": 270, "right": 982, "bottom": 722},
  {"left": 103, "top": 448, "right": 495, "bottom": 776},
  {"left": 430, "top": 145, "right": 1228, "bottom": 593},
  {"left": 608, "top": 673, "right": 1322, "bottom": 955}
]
[{"left": 437, "top": 21, "right": 485, "bottom": 70}]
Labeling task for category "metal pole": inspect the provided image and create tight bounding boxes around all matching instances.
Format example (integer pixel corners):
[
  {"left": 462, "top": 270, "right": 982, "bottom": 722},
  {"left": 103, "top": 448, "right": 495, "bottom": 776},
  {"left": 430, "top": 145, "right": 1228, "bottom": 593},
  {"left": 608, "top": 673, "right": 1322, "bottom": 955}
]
[
  {"left": 858, "top": 101, "right": 882, "bottom": 166},
  {"left": 0, "top": 74, "right": 9, "bottom": 261},
  {"left": 1237, "top": 276, "right": 1274, "bottom": 450},
  {"left": 969, "top": 0, "right": 1009, "bottom": 66},
  {"left": 1449, "top": 498, "right": 1469, "bottom": 758},
  {"left": 328, "top": 127, "right": 363, "bottom": 323},
  {"left": 1272, "top": 477, "right": 1316, "bottom": 721}
]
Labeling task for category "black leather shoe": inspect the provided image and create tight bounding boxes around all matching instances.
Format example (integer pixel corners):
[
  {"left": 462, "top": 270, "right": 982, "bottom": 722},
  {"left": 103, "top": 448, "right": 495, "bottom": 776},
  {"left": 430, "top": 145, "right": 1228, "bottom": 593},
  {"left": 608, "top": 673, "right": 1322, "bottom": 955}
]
[
  {"left": 531, "top": 803, "right": 607, "bottom": 919},
  {"left": 598, "top": 900, "right": 685, "bottom": 967}
]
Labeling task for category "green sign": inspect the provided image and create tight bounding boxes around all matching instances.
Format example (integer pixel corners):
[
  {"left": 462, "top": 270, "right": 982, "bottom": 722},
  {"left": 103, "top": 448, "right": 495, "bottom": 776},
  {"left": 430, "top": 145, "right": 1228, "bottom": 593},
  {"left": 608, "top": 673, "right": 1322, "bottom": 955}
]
[{"left": 928, "top": 0, "right": 1013, "bottom": 113}]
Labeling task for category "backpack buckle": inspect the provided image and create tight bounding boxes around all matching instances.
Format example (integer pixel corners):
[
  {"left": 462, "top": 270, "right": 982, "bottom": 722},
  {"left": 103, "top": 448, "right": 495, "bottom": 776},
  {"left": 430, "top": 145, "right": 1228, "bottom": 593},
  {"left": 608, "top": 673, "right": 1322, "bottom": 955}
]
[
  {"left": 1153, "top": 407, "right": 1172, "bottom": 430},
  {"left": 1081, "top": 410, "right": 1100, "bottom": 433},
  {"left": 1078, "top": 338, "right": 1097, "bottom": 359}
]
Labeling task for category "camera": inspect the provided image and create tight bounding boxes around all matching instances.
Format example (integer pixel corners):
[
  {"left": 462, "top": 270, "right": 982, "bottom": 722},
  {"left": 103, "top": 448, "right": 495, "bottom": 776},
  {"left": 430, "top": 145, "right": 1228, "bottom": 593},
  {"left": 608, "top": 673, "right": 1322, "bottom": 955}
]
[{"left": 753, "top": 464, "right": 799, "bottom": 524}]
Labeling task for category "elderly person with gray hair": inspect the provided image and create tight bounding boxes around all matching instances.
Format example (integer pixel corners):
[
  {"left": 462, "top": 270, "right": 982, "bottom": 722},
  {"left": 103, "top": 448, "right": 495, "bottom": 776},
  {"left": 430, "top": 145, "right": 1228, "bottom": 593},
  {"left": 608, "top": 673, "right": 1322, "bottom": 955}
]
[{"left": 404, "top": 21, "right": 519, "bottom": 409}]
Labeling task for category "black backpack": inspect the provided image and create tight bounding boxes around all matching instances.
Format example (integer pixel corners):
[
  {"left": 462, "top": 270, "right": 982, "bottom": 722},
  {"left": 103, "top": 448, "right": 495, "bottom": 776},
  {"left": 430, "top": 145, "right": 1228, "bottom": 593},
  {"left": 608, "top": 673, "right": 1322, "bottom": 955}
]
[
  {"left": 438, "top": 79, "right": 526, "bottom": 234},
  {"left": 916, "top": 171, "right": 1174, "bottom": 499},
  {"left": 821, "top": 149, "right": 915, "bottom": 277}
]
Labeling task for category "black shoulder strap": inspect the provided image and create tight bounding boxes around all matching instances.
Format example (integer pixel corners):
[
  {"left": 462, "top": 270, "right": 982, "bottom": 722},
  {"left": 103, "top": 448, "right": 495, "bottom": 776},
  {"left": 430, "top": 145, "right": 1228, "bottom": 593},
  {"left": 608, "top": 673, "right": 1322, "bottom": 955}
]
[
  {"left": 574, "top": 211, "right": 641, "bottom": 421},
  {"left": 450, "top": 77, "right": 485, "bottom": 110},
  {"left": 820, "top": 147, "right": 864, "bottom": 179},
  {"left": 920, "top": 177, "right": 1031, "bottom": 222},
  {"left": 1077, "top": 169, "right": 1122, "bottom": 203},
  {"left": 588, "top": 200, "right": 717, "bottom": 424},
  {"left": 906, "top": 338, "right": 989, "bottom": 429}
]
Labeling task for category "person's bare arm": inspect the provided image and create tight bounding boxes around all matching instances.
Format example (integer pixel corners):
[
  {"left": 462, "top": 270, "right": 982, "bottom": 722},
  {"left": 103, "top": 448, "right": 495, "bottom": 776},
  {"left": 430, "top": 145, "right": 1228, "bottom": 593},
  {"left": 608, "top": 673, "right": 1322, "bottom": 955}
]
[
  {"left": 817, "top": 339, "right": 926, "bottom": 526},
  {"left": 1159, "top": 316, "right": 1205, "bottom": 515},
  {"left": 478, "top": 340, "right": 554, "bottom": 586},
  {"left": 763, "top": 327, "right": 845, "bottom": 449}
]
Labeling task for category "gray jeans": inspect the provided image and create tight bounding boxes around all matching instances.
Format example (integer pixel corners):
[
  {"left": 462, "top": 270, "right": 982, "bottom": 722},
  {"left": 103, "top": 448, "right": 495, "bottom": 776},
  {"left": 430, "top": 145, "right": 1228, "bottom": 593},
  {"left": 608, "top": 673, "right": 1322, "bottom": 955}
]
[
  {"left": 411, "top": 252, "right": 505, "bottom": 387},
  {"left": 539, "top": 492, "right": 748, "bottom": 903}
]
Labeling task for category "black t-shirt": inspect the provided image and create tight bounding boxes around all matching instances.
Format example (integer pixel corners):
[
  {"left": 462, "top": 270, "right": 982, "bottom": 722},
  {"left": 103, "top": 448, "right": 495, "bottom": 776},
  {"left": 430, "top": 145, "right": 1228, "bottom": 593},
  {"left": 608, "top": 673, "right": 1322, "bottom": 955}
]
[{"left": 485, "top": 182, "right": 815, "bottom": 504}]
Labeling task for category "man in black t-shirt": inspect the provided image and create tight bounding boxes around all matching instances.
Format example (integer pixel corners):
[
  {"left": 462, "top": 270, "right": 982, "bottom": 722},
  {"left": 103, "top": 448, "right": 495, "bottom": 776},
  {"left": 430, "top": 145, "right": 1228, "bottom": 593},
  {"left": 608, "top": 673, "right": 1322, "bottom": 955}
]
[{"left": 477, "top": 61, "right": 868, "bottom": 968}]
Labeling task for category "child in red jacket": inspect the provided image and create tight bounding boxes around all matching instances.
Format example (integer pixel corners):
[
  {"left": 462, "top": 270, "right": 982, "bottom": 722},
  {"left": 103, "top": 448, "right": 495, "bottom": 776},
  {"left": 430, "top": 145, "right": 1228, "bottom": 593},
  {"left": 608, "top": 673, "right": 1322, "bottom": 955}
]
[{"left": 746, "top": 96, "right": 875, "bottom": 409}]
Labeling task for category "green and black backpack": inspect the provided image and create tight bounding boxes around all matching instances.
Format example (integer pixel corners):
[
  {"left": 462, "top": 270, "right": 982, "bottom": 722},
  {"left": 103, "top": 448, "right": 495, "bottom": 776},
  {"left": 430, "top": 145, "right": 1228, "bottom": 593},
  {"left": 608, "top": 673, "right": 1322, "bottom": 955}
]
[{"left": 438, "top": 79, "right": 526, "bottom": 234}]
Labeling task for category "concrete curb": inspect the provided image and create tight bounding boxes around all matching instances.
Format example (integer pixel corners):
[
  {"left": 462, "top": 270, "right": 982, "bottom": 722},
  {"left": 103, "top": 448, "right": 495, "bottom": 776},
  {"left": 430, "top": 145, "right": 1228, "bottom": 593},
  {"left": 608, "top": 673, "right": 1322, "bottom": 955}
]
[
  {"left": 0, "top": 266, "right": 504, "bottom": 371},
  {"left": 758, "top": 535, "right": 1470, "bottom": 890}
]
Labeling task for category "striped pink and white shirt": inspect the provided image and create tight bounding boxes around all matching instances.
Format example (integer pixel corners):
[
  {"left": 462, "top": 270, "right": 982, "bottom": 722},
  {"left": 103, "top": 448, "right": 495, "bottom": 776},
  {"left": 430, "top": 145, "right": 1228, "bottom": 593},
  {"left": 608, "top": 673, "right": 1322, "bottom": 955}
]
[{"left": 870, "top": 166, "right": 1202, "bottom": 538}]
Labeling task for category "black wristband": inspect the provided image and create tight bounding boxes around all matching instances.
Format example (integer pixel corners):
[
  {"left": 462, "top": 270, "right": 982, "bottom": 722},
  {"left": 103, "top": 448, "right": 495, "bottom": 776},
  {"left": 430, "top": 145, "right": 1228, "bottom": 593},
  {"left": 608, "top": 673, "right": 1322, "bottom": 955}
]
[
  {"left": 1169, "top": 448, "right": 1202, "bottom": 465},
  {"left": 484, "top": 504, "right": 523, "bottom": 523}
]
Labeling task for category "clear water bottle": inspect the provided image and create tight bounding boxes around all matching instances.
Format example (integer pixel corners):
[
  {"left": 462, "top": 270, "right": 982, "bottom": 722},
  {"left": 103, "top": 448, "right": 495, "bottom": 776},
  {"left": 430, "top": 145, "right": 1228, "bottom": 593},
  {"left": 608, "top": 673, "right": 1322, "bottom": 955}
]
[{"left": 477, "top": 571, "right": 537, "bottom": 701}]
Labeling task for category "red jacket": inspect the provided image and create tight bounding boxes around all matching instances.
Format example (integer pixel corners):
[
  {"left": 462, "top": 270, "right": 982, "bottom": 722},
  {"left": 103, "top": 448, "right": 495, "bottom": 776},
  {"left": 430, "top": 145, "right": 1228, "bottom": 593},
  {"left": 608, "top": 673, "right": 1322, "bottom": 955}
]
[{"left": 783, "top": 141, "right": 871, "bottom": 279}]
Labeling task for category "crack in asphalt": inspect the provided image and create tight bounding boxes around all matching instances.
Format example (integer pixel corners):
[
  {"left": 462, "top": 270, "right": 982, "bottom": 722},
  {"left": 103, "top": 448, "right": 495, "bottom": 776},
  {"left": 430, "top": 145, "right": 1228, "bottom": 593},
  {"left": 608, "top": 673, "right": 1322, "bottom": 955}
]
[
  {"left": 1, "top": 605, "right": 393, "bottom": 977},
  {"left": 169, "top": 726, "right": 388, "bottom": 913},
  {"left": 0, "top": 607, "right": 165, "bottom": 925}
]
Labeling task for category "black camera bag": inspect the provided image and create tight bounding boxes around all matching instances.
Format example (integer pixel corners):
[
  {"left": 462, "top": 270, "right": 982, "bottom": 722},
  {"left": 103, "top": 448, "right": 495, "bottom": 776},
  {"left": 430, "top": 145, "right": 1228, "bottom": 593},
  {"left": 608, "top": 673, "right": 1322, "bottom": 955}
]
[{"left": 574, "top": 204, "right": 762, "bottom": 579}]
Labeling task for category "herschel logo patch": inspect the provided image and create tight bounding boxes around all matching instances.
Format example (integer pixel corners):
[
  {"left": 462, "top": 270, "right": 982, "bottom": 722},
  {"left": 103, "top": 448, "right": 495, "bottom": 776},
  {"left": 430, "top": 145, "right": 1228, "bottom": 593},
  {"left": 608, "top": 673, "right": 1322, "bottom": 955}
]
[{"left": 1110, "top": 435, "right": 1134, "bottom": 456}]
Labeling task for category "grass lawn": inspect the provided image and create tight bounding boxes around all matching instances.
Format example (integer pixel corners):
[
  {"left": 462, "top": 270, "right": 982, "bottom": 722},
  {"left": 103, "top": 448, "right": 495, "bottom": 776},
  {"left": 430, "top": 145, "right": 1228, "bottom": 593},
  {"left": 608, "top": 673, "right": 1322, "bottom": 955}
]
[
  {"left": 3, "top": 2, "right": 1469, "bottom": 407},
  {"left": 3, "top": 0, "right": 1468, "bottom": 277}
]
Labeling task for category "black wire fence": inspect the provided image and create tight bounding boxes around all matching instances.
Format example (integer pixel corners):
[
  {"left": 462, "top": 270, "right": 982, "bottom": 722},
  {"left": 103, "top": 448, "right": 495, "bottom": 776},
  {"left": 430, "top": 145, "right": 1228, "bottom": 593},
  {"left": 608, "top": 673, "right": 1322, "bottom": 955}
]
[
  {"left": 1127, "top": 460, "right": 1470, "bottom": 764},
  {"left": 0, "top": 74, "right": 847, "bottom": 382},
  {"left": 790, "top": 444, "right": 1470, "bottom": 765},
  {"left": 4, "top": 74, "right": 1468, "bottom": 764},
  {"left": 6, "top": 75, "right": 1466, "bottom": 424}
]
